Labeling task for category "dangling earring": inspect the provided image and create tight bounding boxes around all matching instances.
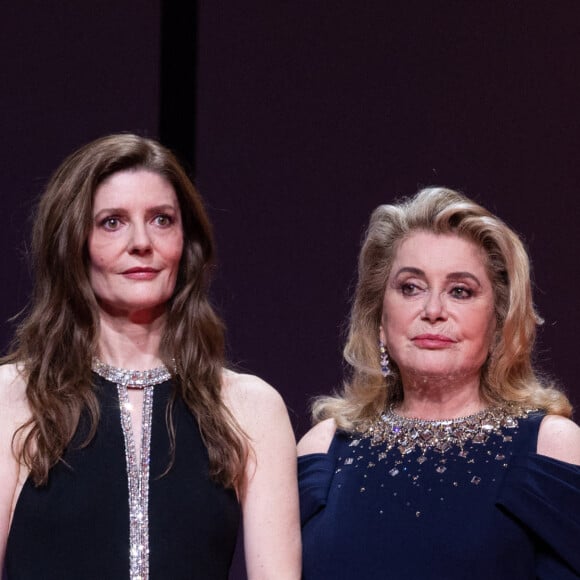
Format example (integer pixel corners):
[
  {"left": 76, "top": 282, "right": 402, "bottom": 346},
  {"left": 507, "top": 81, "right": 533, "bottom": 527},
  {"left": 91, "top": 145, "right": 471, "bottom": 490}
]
[{"left": 379, "top": 339, "right": 390, "bottom": 377}]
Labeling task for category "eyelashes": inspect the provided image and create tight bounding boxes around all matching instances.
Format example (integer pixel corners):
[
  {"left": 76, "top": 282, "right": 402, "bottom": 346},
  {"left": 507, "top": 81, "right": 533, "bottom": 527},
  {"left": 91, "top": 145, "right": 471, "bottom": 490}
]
[
  {"left": 397, "top": 282, "right": 475, "bottom": 300},
  {"left": 99, "top": 216, "right": 122, "bottom": 231},
  {"left": 97, "top": 213, "right": 177, "bottom": 231},
  {"left": 449, "top": 286, "right": 474, "bottom": 299}
]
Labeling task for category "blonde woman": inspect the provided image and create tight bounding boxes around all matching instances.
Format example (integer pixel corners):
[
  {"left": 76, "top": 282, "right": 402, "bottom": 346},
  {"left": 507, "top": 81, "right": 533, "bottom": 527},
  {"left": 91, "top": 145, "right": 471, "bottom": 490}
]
[{"left": 299, "top": 188, "right": 579, "bottom": 579}]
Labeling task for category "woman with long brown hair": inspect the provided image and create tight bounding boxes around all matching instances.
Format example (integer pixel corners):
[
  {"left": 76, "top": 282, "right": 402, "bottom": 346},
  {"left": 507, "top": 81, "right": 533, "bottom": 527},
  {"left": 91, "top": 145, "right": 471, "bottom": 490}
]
[{"left": 0, "top": 133, "right": 300, "bottom": 579}]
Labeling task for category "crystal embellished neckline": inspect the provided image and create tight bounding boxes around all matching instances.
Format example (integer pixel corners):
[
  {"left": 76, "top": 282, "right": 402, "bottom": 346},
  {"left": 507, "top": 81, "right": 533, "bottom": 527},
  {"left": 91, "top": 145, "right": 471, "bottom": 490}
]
[
  {"left": 361, "top": 403, "right": 535, "bottom": 456},
  {"left": 91, "top": 357, "right": 172, "bottom": 579},
  {"left": 387, "top": 406, "right": 496, "bottom": 424},
  {"left": 92, "top": 358, "right": 172, "bottom": 388}
]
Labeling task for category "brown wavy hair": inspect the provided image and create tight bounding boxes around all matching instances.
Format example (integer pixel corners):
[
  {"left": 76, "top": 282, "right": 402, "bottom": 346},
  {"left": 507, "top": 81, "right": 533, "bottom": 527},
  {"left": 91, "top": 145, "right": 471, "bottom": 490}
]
[
  {"left": 5, "top": 133, "right": 247, "bottom": 488},
  {"left": 313, "top": 187, "right": 572, "bottom": 430}
]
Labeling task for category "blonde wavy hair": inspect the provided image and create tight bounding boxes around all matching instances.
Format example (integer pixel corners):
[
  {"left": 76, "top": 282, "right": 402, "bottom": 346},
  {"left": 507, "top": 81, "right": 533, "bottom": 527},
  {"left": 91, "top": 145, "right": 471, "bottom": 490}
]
[{"left": 313, "top": 187, "right": 572, "bottom": 430}]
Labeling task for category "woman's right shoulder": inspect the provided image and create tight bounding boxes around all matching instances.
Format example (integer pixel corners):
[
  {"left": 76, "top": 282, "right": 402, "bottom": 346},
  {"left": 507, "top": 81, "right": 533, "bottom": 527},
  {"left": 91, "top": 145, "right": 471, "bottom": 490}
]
[
  {"left": 297, "top": 418, "right": 337, "bottom": 456},
  {"left": 0, "top": 363, "right": 28, "bottom": 413}
]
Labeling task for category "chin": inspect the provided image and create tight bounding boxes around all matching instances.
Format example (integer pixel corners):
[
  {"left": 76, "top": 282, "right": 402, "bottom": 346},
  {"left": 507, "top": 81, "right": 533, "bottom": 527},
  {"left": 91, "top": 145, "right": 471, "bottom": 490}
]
[{"left": 98, "top": 298, "right": 170, "bottom": 319}]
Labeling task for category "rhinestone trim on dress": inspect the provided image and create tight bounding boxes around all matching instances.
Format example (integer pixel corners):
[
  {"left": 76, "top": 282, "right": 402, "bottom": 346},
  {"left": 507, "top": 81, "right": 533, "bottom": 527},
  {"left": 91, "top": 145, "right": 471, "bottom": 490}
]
[
  {"left": 92, "top": 358, "right": 172, "bottom": 388},
  {"left": 118, "top": 384, "right": 154, "bottom": 580},
  {"left": 361, "top": 404, "right": 535, "bottom": 456},
  {"left": 93, "top": 359, "right": 171, "bottom": 580}
]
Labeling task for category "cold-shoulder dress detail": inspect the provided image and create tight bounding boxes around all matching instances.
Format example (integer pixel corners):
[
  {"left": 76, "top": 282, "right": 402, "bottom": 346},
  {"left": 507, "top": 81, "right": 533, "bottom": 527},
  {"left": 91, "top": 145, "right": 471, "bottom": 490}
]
[
  {"left": 5, "top": 374, "right": 240, "bottom": 579},
  {"left": 299, "top": 410, "right": 580, "bottom": 579}
]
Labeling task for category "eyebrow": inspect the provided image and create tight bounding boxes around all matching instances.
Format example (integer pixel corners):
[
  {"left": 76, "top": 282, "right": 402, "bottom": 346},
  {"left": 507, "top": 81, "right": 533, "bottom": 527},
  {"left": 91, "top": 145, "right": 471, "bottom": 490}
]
[
  {"left": 392, "top": 267, "right": 482, "bottom": 287},
  {"left": 93, "top": 204, "right": 178, "bottom": 218}
]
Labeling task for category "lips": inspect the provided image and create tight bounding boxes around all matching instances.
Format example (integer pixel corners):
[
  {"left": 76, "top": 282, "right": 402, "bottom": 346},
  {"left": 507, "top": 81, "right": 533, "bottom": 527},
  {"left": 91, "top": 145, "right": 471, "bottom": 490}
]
[
  {"left": 121, "top": 267, "right": 160, "bottom": 280},
  {"left": 412, "top": 334, "right": 456, "bottom": 349}
]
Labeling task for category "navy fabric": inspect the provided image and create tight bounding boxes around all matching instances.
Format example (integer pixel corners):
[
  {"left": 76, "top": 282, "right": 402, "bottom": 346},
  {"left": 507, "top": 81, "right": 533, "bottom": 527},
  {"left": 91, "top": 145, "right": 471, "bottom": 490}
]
[
  {"left": 299, "top": 411, "right": 580, "bottom": 579},
  {"left": 6, "top": 375, "right": 240, "bottom": 579}
]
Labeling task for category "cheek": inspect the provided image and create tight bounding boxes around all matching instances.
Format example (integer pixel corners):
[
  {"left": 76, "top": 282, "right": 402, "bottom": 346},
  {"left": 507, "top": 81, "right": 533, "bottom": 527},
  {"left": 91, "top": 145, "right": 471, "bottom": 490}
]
[
  {"left": 88, "top": 247, "right": 113, "bottom": 273},
  {"left": 167, "top": 240, "right": 184, "bottom": 268},
  {"left": 381, "top": 299, "right": 409, "bottom": 342},
  {"left": 171, "top": 232, "right": 184, "bottom": 260},
  {"left": 463, "top": 312, "right": 496, "bottom": 359},
  {"left": 88, "top": 233, "right": 114, "bottom": 269},
  {"left": 468, "top": 306, "right": 495, "bottom": 336},
  {"left": 482, "top": 315, "right": 497, "bottom": 353}
]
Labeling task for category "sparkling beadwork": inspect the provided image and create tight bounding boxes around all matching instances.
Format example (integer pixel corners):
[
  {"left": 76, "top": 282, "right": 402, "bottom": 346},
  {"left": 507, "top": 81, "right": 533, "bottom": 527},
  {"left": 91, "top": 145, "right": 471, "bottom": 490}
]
[
  {"left": 361, "top": 404, "right": 533, "bottom": 457},
  {"left": 92, "top": 359, "right": 171, "bottom": 580},
  {"left": 118, "top": 383, "right": 154, "bottom": 580},
  {"left": 92, "top": 358, "right": 172, "bottom": 388}
]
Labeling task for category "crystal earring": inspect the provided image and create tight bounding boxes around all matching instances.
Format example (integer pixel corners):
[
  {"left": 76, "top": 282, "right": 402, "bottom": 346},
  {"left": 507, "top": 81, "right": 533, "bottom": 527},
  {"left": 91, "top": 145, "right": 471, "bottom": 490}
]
[{"left": 379, "top": 339, "right": 390, "bottom": 377}]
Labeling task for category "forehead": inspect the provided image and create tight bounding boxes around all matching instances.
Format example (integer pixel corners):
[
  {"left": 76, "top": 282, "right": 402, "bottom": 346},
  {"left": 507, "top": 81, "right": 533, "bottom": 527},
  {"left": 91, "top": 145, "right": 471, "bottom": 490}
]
[
  {"left": 93, "top": 169, "right": 177, "bottom": 208},
  {"left": 392, "top": 231, "right": 489, "bottom": 277}
]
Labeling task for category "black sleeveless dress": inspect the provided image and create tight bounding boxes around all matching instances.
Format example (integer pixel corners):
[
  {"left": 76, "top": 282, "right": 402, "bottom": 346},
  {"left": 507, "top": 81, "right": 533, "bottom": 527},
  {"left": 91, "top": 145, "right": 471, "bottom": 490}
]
[{"left": 5, "top": 374, "right": 240, "bottom": 579}]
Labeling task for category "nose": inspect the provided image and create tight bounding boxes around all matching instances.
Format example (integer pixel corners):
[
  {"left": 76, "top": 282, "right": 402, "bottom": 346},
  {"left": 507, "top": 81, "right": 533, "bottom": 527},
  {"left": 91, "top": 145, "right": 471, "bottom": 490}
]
[
  {"left": 128, "top": 223, "right": 152, "bottom": 255},
  {"left": 421, "top": 290, "right": 448, "bottom": 322}
]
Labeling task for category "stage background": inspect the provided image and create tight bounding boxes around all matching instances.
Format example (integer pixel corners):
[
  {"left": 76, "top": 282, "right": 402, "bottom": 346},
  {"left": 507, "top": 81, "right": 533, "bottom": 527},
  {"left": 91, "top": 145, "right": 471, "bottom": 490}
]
[{"left": 2, "top": 3, "right": 579, "bottom": 578}]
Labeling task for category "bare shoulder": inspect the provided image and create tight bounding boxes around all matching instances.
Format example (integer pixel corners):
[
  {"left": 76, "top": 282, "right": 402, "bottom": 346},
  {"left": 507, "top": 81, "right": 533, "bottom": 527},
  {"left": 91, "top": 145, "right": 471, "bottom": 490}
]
[
  {"left": 537, "top": 414, "right": 580, "bottom": 465},
  {"left": 0, "top": 363, "right": 30, "bottom": 451},
  {"left": 222, "top": 369, "right": 286, "bottom": 411},
  {"left": 297, "top": 418, "right": 337, "bottom": 456},
  {"left": 221, "top": 369, "right": 289, "bottom": 432},
  {"left": 0, "top": 363, "right": 28, "bottom": 412}
]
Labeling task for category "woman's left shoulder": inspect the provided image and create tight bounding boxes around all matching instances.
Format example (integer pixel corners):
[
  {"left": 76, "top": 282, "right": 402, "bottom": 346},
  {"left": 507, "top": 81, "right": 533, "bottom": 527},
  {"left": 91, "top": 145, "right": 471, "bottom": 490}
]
[
  {"left": 221, "top": 369, "right": 289, "bottom": 430},
  {"left": 537, "top": 414, "right": 580, "bottom": 465},
  {"left": 221, "top": 370, "right": 300, "bottom": 578}
]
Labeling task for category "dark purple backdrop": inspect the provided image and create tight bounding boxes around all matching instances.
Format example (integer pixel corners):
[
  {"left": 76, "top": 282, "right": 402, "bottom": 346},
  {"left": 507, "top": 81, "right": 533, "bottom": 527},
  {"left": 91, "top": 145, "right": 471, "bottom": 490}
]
[
  {"left": 2, "top": 3, "right": 580, "bottom": 579},
  {"left": 196, "top": 2, "right": 580, "bottom": 436},
  {"left": 0, "top": 1, "right": 161, "bottom": 348}
]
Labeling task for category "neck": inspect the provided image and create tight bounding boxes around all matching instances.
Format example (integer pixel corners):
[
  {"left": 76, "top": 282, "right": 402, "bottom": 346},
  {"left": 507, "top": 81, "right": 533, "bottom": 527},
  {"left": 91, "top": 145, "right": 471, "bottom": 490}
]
[
  {"left": 97, "top": 311, "right": 166, "bottom": 370},
  {"left": 396, "top": 371, "right": 485, "bottom": 420}
]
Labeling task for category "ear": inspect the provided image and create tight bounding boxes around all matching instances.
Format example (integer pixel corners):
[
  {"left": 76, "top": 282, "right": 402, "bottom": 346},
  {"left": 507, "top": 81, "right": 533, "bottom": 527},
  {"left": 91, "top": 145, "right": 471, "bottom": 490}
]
[{"left": 379, "top": 325, "right": 386, "bottom": 344}]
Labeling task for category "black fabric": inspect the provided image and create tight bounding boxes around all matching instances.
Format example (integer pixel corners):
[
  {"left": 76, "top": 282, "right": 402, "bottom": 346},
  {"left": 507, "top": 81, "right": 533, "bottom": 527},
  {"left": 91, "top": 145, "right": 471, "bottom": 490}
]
[{"left": 5, "top": 374, "right": 240, "bottom": 579}]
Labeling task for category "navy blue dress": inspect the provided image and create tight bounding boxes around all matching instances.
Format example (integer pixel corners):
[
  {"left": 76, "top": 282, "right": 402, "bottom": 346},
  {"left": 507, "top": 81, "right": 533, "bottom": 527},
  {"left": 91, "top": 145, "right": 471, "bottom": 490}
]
[
  {"left": 5, "top": 375, "right": 240, "bottom": 579},
  {"left": 299, "top": 411, "right": 580, "bottom": 579}
]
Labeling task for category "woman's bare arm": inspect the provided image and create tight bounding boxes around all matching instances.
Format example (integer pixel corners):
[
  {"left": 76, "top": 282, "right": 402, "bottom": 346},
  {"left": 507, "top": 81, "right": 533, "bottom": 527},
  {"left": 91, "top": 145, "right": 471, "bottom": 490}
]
[
  {"left": 0, "top": 365, "right": 29, "bottom": 570},
  {"left": 223, "top": 371, "right": 301, "bottom": 580}
]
